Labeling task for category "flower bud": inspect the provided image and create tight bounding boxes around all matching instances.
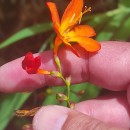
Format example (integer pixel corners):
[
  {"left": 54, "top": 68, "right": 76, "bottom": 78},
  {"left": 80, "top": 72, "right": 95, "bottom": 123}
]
[
  {"left": 77, "top": 90, "right": 85, "bottom": 96},
  {"left": 50, "top": 71, "right": 62, "bottom": 78},
  {"left": 22, "top": 124, "right": 32, "bottom": 130},
  {"left": 46, "top": 88, "right": 53, "bottom": 94},
  {"left": 56, "top": 93, "right": 68, "bottom": 101},
  {"left": 70, "top": 101, "right": 75, "bottom": 109},
  {"left": 66, "top": 76, "right": 71, "bottom": 87},
  {"left": 54, "top": 55, "right": 61, "bottom": 69}
]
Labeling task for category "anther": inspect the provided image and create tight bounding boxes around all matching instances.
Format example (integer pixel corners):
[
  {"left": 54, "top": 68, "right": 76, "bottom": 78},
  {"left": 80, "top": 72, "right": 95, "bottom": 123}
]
[
  {"left": 69, "top": 13, "right": 76, "bottom": 23},
  {"left": 83, "top": 6, "right": 91, "bottom": 15}
]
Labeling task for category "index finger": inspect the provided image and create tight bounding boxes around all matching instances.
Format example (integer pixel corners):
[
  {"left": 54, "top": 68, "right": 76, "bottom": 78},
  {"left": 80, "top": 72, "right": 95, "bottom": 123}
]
[{"left": 0, "top": 41, "right": 130, "bottom": 93}]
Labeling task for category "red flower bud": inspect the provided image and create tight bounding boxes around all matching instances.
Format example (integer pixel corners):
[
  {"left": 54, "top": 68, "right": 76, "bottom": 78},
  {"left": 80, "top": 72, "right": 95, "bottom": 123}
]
[{"left": 22, "top": 52, "right": 41, "bottom": 74}]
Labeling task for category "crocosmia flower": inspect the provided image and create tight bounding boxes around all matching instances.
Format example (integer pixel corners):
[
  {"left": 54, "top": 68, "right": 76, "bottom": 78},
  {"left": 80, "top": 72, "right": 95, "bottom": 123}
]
[
  {"left": 22, "top": 52, "right": 51, "bottom": 75},
  {"left": 47, "top": 0, "right": 101, "bottom": 56},
  {"left": 22, "top": 52, "right": 41, "bottom": 74}
]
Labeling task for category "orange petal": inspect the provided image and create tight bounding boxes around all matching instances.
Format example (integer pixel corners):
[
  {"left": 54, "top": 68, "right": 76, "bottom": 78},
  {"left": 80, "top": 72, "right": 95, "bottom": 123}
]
[
  {"left": 61, "top": 0, "right": 83, "bottom": 33},
  {"left": 54, "top": 36, "right": 80, "bottom": 57},
  {"left": 68, "top": 36, "right": 101, "bottom": 52},
  {"left": 46, "top": 2, "right": 60, "bottom": 33},
  {"left": 54, "top": 36, "right": 63, "bottom": 55},
  {"left": 67, "top": 25, "right": 96, "bottom": 38},
  {"left": 66, "top": 43, "right": 80, "bottom": 57},
  {"left": 37, "top": 69, "right": 50, "bottom": 75}
]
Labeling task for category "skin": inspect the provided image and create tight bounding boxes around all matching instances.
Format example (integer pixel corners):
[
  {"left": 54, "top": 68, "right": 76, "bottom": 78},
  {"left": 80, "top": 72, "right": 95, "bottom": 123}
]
[{"left": 0, "top": 41, "right": 130, "bottom": 130}]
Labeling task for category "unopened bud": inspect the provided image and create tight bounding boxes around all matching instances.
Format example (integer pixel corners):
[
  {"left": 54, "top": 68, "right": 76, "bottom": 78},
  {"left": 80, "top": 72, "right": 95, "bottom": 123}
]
[
  {"left": 50, "top": 71, "right": 61, "bottom": 78},
  {"left": 77, "top": 90, "right": 85, "bottom": 96},
  {"left": 70, "top": 102, "right": 75, "bottom": 109},
  {"left": 56, "top": 93, "right": 68, "bottom": 101},
  {"left": 54, "top": 55, "right": 61, "bottom": 69},
  {"left": 66, "top": 76, "right": 71, "bottom": 87},
  {"left": 15, "top": 107, "right": 40, "bottom": 117},
  {"left": 46, "top": 88, "right": 53, "bottom": 94},
  {"left": 22, "top": 124, "right": 32, "bottom": 130}
]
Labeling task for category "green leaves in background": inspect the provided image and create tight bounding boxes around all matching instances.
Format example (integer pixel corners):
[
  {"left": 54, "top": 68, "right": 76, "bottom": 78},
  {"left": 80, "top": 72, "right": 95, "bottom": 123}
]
[
  {"left": 0, "top": 93, "right": 30, "bottom": 130},
  {"left": 0, "top": 23, "right": 52, "bottom": 49},
  {"left": 86, "top": 0, "right": 130, "bottom": 41},
  {"left": 119, "top": 0, "right": 130, "bottom": 7},
  {"left": 43, "top": 83, "right": 100, "bottom": 106}
]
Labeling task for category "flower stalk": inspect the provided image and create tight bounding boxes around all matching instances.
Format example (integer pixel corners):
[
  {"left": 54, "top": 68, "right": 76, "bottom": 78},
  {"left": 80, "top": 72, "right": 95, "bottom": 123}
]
[{"left": 54, "top": 56, "right": 72, "bottom": 108}]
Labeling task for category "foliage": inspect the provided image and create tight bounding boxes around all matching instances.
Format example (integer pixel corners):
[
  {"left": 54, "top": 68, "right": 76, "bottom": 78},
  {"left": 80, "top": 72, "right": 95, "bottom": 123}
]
[
  {"left": 0, "top": 93, "right": 30, "bottom": 130},
  {"left": 0, "top": 23, "right": 52, "bottom": 49}
]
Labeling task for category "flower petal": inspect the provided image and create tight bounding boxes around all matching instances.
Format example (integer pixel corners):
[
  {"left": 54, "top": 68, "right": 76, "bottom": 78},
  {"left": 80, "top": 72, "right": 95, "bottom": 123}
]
[
  {"left": 68, "top": 36, "right": 101, "bottom": 52},
  {"left": 37, "top": 69, "right": 50, "bottom": 75},
  {"left": 54, "top": 36, "right": 80, "bottom": 57},
  {"left": 22, "top": 52, "right": 41, "bottom": 74},
  {"left": 66, "top": 25, "right": 96, "bottom": 38},
  {"left": 54, "top": 36, "right": 63, "bottom": 55},
  {"left": 46, "top": 2, "right": 60, "bottom": 33},
  {"left": 61, "top": 0, "right": 83, "bottom": 33},
  {"left": 65, "top": 43, "right": 80, "bottom": 57}
]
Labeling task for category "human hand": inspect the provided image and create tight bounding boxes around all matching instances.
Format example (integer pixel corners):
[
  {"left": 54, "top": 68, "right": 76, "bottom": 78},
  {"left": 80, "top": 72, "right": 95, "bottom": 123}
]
[{"left": 0, "top": 41, "right": 130, "bottom": 130}]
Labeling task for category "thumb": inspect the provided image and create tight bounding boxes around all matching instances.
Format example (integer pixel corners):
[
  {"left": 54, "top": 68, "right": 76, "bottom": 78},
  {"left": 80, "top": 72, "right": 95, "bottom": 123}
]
[{"left": 33, "top": 105, "right": 127, "bottom": 130}]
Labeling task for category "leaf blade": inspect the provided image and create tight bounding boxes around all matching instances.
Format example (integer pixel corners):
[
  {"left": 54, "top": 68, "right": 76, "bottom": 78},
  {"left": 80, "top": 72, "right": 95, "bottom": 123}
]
[{"left": 0, "top": 23, "right": 52, "bottom": 49}]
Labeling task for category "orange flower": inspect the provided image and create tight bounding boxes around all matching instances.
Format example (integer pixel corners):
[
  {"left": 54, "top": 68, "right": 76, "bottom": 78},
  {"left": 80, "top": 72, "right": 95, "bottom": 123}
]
[{"left": 47, "top": 0, "right": 100, "bottom": 56}]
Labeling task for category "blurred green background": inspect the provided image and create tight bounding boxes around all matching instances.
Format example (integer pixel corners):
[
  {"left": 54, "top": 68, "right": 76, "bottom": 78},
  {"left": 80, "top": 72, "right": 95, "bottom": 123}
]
[{"left": 0, "top": 0, "right": 130, "bottom": 130}]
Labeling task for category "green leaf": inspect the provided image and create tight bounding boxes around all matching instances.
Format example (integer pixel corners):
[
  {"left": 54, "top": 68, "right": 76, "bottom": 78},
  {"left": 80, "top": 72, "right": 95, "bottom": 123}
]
[
  {"left": 85, "top": 3, "right": 130, "bottom": 41},
  {"left": 112, "top": 16, "right": 130, "bottom": 40},
  {"left": 119, "top": 0, "right": 130, "bottom": 7},
  {"left": 39, "top": 33, "right": 55, "bottom": 52},
  {"left": 43, "top": 83, "right": 101, "bottom": 106},
  {"left": 43, "top": 94, "right": 58, "bottom": 105},
  {"left": 96, "top": 11, "right": 128, "bottom": 41},
  {"left": 0, "top": 93, "right": 31, "bottom": 130},
  {"left": 71, "top": 83, "right": 101, "bottom": 101},
  {"left": 0, "top": 23, "right": 52, "bottom": 49}
]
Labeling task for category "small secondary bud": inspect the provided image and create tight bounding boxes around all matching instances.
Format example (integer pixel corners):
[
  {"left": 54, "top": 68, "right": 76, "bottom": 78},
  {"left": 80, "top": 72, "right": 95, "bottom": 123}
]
[
  {"left": 70, "top": 101, "right": 75, "bottom": 109},
  {"left": 77, "top": 90, "right": 85, "bottom": 96},
  {"left": 50, "top": 71, "right": 62, "bottom": 78},
  {"left": 46, "top": 88, "right": 53, "bottom": 94},
  {"left": 54, "top": 55, "right": 61, "bottom": 69},
  {"left": 15, "top": 107, "right": 40, "bottom": 117},
  {"left": 22, "top": 124, "right": 32, "bottom": 130},
  {"left": 66, "top": 76, "right": 71, "bottom": 87},
  {"left": 56, "top": 93, "right": 68, "bottom": 101}
]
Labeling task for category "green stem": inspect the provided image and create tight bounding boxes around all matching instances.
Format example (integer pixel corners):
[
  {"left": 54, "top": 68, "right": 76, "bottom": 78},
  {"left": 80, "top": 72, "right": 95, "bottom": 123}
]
[
  {"left": 60, "top": 76, "right": 71, "bottom": 108},
  {"left": 66, "top": 83, "right": 71, "bottom": 108},
  {"left": 54, "top": 55, "right": 71, "bottom": 108}
]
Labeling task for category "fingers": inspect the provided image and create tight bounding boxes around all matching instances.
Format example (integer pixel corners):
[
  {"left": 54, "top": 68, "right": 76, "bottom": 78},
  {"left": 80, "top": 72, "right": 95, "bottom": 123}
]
[
  {"left": 33, "top": 105, "right": 128, "bottom": 130},
  {"left": 75, "top": 92, "right": 130, "bottom": 128},
  {"left": 0, "top": 45, "right": 88, "bottom": 93},
  {"left": 89, "top": 41, "right": 130, "bottom": 91},
  {"left": 0, "top": 41, "right": 130, "bottom": 92},
  {"left": 0, "top": 57, "right": 47, "bottom": 92}
]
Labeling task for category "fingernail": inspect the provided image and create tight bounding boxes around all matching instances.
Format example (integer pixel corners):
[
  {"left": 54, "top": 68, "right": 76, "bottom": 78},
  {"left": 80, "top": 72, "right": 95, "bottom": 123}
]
[{"left": 33, "top": 105, "right": 70, "bottom": 130}]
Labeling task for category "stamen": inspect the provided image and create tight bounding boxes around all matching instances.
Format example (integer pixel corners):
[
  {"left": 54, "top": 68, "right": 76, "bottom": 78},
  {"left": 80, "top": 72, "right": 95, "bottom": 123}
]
[
  {"left": 78, "top": 6, "right": 91, "bottom": 24},
  {"left": 82, "top": 6, "right": 91, "bottom": 15},
  {"left": 69, "top": 13, "right": 76, "bottom": 23},
  {"left": 78, "top": 12, "right": 82, "bottom": 24},
  {"left": 64, "top": 28, "right": 70, "bottom": 35}
]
